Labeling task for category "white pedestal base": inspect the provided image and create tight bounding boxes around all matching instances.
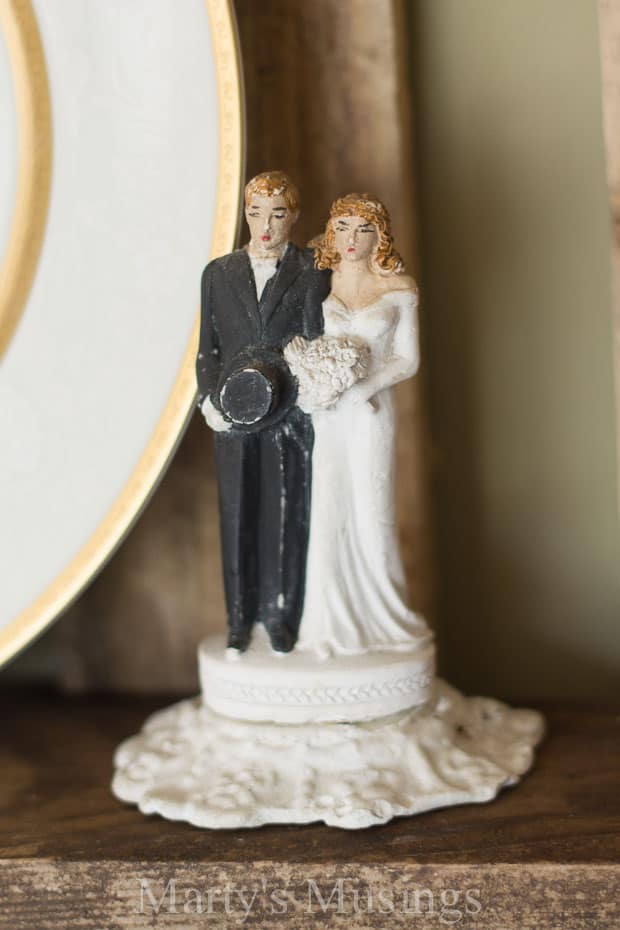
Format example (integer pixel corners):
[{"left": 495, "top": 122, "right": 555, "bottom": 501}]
[
  {"left": 112, "top": 679, "right": 544, "bottom": 830},
  {"left": 199, "top": 627, "right": 436, "bottom": 723}
]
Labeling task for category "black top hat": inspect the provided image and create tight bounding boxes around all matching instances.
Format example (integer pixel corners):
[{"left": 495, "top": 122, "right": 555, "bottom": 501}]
[{"left": 217, "top": 346, "right": 298, "bottom": 432}]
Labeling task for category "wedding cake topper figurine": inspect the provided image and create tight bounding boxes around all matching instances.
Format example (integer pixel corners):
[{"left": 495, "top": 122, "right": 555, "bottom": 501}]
[{"left": 112, "top": 173, "right": 544, "bottom": 830}]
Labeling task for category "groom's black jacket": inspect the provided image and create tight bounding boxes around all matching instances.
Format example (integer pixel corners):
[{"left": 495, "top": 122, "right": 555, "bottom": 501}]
[
  {"left": 197, "top": 244, "right": 330, "bottom": 639},
  {"left": 197, "top": 245, "right": 327, "bottom": 409}
]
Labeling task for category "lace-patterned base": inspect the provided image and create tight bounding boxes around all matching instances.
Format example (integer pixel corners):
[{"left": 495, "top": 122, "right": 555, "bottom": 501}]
[
  {"left": 199, "top": 628, "right": 436, "bottom": 723},
  {"left": 112, "top": 679, "right": 544, "bottom": 830}
]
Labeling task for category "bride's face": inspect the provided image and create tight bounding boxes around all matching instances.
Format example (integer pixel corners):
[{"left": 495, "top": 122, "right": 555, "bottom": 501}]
[{"left": 333, "top": 214, "right": 378, "bottom": 264}]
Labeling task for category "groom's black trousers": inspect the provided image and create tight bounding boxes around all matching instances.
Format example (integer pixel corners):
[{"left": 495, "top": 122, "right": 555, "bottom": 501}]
[{"left": 214, "top": 406, "right": 314, "bottom": 638}]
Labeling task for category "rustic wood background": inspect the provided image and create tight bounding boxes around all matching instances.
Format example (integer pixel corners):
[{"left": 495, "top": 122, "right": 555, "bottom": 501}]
[
  {"left": 599, "top": 0, "right": 620, "bottom": 508},
  {"left": 51, "top": 0, "right": 434, "bottom": 693}
]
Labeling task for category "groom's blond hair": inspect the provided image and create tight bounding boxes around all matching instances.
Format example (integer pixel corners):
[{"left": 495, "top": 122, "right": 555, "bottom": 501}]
[{"left": 244, "top": 171, "right": 300, "bottom": 213}]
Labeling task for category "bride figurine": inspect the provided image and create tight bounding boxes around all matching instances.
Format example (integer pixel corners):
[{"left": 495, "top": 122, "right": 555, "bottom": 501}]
[{"left": 285, "top": 193, "right": 430, "bottom": 658}]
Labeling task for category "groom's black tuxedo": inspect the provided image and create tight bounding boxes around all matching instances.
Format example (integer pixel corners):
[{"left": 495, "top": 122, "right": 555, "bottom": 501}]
[{"left": 197, "top": 244, "right": 330, "bottom": 648}]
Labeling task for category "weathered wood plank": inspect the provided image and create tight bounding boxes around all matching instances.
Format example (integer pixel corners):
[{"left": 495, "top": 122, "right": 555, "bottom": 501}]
[{"left": 0, "top": 862, "right": 616, "bottom": 929}]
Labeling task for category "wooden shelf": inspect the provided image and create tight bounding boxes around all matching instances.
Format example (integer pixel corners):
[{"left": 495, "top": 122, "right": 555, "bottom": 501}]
[{"left": 1, "top": 694, "right": 618, "bottom": 928}]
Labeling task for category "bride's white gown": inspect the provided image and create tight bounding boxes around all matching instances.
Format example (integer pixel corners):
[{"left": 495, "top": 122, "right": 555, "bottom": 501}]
[{"left": 296, "top": 288, "right": 431, "bottom": 656}]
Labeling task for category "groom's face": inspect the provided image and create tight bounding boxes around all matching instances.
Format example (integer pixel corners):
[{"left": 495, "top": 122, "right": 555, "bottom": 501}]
[{"left": 245, "top": 193, "right": 297, "bottom": 255}]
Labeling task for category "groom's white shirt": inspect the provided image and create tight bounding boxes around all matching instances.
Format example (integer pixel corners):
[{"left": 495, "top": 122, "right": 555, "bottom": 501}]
[{"left": 249, "top": 253, "right": 278, "bottom": 300}]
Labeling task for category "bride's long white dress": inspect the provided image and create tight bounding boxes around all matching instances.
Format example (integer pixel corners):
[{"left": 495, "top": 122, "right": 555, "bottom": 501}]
[{"left": 296, "top": 287, "right": 431, "bottom": 656}]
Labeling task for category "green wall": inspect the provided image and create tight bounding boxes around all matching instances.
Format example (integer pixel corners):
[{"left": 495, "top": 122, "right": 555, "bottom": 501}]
[{"left": 410, "top": 0, "right": 620, "bottom": 699}]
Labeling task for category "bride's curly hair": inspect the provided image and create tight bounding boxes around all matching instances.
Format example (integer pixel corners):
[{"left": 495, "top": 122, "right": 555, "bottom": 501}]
[{"left": 312, "top": 193, "right": 404, "bottom": 274}]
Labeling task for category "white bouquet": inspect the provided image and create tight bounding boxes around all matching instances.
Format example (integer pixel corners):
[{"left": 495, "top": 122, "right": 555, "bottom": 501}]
[{"left": 284, "top": 334, "right": 370, "bottom": 413}]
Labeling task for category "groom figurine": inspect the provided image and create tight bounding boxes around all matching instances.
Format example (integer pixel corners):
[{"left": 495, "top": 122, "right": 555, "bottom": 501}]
[{"left": 197, "top": 171, "right": 330, "bottom": 652}]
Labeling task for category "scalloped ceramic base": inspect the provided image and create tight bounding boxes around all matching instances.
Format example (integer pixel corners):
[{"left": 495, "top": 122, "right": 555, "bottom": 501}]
[{"left": 112, "top": 679, "right": 544, "bottom": 830}]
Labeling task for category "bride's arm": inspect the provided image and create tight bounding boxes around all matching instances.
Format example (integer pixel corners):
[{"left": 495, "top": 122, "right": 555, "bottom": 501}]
[{"left": 350, "top": 289, "right": 419, "bottom": 404}]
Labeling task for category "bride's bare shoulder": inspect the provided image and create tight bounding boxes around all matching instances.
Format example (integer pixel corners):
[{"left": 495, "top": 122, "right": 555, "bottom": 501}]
[
  {"left": 376, "top": 273, "right": 418, "bottom": 299},
  {"left": 384, "top": 273, "right": 417, "bottom": 292}
]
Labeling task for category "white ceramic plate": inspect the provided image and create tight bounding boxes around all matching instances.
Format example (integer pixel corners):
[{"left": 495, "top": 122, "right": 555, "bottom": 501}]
[{"left": 0, "top": 0, "right": 243, "bottom": 664}]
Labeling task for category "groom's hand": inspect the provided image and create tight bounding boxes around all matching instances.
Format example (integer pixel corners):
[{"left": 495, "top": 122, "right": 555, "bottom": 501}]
[{"left": 201, "top": 396, "right": 232, "bottom": 432}]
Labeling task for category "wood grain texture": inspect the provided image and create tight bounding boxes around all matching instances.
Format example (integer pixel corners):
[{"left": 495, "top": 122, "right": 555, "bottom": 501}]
[
  {"left": 0, "top": 862, "right": 615, "bottom": 929},
  {"left": 0, "top": 696, "right": 618, "bottom": 928},
  {"left": 53, "top": 0, "right": 434, "bottom": 692},
  {"left": 599, "top": 0, "right": 620, "bottom": 505}
]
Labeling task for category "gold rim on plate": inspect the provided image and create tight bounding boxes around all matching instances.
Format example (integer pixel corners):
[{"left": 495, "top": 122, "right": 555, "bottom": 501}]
[
  {"left": 0, "top": 0, "right": 244, "bottom": 666},
  {"left": 0, "top": 0, "right": 52, "bottom": 360}
]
